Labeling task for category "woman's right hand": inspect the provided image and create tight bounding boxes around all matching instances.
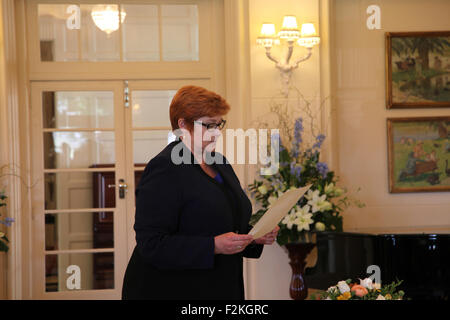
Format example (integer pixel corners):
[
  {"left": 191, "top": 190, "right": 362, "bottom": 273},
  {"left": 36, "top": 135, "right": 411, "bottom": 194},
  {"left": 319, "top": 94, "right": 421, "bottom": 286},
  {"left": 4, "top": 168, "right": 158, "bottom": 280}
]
[{"left": 214, "top": 232, "right": 254, "bottom": 255}]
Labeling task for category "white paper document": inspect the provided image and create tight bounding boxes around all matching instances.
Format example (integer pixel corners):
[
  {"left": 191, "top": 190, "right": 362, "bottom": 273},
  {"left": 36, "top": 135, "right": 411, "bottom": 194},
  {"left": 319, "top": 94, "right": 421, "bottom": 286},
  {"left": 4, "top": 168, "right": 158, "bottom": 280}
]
[{"left": 248, "top": 184, "right": 312, "bottom": 239}]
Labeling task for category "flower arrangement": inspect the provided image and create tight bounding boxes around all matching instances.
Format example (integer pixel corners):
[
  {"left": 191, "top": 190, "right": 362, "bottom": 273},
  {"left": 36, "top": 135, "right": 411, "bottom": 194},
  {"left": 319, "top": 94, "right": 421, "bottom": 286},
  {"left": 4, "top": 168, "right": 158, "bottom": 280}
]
[
  {"left": 311, "top": 278, "right": 405, "bottom": 300},
  {"left": 0, "top": 190, "right": 14, "bottom": 252},
  {"left": 248, "top": 89, "right": 364, "bottom": 246},
  {"left": 0, "top": 164, "right": 21, "bottom": 253}
]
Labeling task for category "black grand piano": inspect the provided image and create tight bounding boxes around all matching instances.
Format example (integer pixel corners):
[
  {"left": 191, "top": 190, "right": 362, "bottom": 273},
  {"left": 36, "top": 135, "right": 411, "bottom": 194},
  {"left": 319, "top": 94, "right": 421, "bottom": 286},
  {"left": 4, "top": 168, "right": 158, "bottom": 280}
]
[{"left": 304, "top": 232, "right": 450, "bottom": 300}]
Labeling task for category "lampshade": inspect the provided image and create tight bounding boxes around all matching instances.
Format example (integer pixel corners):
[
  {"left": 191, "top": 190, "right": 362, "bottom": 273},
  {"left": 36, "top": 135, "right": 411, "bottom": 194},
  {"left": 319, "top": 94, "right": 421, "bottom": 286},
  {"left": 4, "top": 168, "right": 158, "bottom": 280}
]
[
  {"left": 278, "top": 15, "right": 300, "bottom": 40},
  {"left": 91, "top": 5, "right": 126, "bottom": 35},
  {"left": 260, "top": 23, "right": 276, "bottom": 37},
  {"left": 300, "top": 23, "right": 316, "bottom": 37},
  {"left": 281, "top": 16, "right": 298, "bottom": 29},
  {"left": 257, "top": 23, "right": 279, "bottom": 47},
  {"left": 298, "top": 23, "right": 320, "bottom": 48}
]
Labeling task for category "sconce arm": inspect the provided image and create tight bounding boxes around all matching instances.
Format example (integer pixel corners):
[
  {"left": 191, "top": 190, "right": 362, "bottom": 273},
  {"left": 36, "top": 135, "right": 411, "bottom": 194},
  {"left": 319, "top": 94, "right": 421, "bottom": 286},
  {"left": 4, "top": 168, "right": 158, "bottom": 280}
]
[
  {"left": 265, "top": 47, "right": 279, "bottom": 64},
  {"left": 293, "top": 47, "right": 313, "bottom": 68},
  {"left": 285, "top": 41, "right": 295, "bottom": 64}
]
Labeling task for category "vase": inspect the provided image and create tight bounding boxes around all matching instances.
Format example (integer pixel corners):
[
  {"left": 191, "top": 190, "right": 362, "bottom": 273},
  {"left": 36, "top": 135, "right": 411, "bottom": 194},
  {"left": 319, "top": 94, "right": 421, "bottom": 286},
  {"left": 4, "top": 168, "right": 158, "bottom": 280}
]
[{"left": 285, "top": 242, "right": 315, "bottom": 300}]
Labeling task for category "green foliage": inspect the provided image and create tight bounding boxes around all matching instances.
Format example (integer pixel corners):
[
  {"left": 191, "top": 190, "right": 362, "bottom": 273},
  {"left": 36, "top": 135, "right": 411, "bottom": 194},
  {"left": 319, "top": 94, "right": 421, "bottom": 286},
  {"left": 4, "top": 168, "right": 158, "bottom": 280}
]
[{"left": 392, "top": 36, "right": 450, "bottom": 57}]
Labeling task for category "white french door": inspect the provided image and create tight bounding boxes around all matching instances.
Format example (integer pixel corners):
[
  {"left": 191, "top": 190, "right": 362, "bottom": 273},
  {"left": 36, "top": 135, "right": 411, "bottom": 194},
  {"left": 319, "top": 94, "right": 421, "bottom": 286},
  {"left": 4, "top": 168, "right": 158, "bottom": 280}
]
[{"left": 30, "top": 79, "right": 210, "bottom": 299}]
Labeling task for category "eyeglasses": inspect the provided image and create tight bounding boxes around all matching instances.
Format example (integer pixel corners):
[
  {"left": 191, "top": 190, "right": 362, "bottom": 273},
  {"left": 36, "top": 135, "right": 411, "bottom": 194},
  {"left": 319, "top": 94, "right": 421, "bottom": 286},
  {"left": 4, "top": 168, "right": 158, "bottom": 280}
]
[{"left": 194, "top": 119, "right": 227, "bottom": 130}]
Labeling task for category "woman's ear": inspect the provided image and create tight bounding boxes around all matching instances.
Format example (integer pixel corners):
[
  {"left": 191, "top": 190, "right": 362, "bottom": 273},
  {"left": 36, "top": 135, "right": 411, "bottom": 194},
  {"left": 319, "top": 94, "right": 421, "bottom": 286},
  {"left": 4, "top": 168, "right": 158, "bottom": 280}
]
[{"left": 178, "top": 118, "right": 185, "bottom": 129}]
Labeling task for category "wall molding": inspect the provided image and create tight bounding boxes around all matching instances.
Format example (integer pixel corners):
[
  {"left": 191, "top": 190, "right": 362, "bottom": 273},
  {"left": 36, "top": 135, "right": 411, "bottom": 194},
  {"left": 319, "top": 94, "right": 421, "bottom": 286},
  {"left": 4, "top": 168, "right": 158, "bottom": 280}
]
[{"left": 0, "top": 0, "right": 26, "bottom": 300}]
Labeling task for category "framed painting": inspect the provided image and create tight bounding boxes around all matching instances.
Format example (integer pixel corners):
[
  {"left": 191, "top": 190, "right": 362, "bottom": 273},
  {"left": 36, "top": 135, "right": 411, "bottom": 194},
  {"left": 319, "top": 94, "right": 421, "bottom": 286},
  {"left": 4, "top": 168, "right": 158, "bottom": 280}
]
[
  {"left": 387, "top": 117, "right": 450, "bottom": 193},
  {"left": 386, "top": 31, "right": 450, "bottom": 108}
]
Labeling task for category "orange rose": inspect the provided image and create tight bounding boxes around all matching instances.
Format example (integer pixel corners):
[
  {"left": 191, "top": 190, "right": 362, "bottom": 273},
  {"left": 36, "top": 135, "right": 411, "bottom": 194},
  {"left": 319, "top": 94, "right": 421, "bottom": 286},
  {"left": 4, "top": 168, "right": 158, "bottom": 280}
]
[
  {"left": 337, "top": 292, "right": 351, "bottom": 300},
  {"left": 342, "top": 292, "right": 351, "bottom": 299},
  {"left": 351, "top": 284, "right": 368, "bottom": 297}
]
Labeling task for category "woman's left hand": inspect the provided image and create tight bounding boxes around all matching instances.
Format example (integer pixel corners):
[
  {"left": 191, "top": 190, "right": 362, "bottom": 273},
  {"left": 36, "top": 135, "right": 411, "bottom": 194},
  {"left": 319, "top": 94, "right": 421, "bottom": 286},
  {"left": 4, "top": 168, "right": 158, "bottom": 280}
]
[{"left": 253, "top": 226, "right": 280, "bottom": 245}]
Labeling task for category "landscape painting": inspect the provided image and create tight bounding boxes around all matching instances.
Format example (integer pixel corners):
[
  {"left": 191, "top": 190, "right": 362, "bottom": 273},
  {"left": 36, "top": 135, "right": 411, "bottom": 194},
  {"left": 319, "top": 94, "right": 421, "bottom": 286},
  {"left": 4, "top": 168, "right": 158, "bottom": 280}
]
[
  {"left": 387, "top": 117, "right": 450, "bottom": 193},
  {"left": 386, "top": 31, "right": 450, "bottom": 108}
]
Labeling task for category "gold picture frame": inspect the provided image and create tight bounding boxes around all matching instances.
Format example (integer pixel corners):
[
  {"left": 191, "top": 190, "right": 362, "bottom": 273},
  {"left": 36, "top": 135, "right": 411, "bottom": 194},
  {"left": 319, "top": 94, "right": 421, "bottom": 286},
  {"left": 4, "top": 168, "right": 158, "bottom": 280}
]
[
  {"left": 387, "top": 116, "right": 450, "bottom": 193},
  {"left": 386, "top": 31, "right": 450, "bottom": 109}
]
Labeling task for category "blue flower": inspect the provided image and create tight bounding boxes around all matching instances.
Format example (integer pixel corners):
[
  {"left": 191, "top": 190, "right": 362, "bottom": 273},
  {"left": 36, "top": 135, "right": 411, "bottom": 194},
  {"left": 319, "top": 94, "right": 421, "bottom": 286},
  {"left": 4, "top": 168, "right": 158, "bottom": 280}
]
[
  {"left": 294, "top": 118, "right": 303, "bottom": 141},
  {"left": 0, "top": 217, "right": 14, "bottom": 227},
  {"left": 290, "top": 162, "right": 302, "bottom": 180},
  {"left": 313, "top": 134, "right": 326, "bottom": 149},
  {"left": 316, "top": 162, "right": 329, "bottom": 178},
  {"left": 270, "top": 178, "right": 284, "bottom": 191},
  {"left": 292, "top": 118, "right": 303, "bottom": 158}
]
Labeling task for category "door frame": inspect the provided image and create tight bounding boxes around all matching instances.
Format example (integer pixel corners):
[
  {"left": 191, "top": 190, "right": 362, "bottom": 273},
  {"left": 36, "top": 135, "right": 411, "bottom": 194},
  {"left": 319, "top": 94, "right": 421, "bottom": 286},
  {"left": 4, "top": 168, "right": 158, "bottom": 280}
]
[{"left": 30, "top": 80, "right": 128, "bottom": 299}]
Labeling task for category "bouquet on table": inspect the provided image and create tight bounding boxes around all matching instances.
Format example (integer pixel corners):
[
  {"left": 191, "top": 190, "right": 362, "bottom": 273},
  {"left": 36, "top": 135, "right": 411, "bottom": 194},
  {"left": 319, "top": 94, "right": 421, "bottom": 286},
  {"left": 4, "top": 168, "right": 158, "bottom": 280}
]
[
  {"left": 248, "top": 107, "right": 364, "bottom": 246},
  {"left": 311, "top": 278, "right": 405, "bottom": 300}
]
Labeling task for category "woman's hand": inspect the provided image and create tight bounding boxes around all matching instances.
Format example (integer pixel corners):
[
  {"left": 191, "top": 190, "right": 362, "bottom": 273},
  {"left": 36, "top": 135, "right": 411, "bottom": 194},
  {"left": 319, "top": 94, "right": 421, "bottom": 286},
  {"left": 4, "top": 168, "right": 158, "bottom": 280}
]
[
  {"left": 253, "top": 226, "right": 280, "bottom": 245},
  {"left": 214, "top": 232, "right": 254, "bottom": 255}
]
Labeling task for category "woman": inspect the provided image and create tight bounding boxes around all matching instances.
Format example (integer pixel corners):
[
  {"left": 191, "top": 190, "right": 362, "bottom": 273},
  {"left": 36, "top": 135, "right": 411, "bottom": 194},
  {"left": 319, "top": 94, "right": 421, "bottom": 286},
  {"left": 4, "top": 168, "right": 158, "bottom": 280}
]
[{"left": 122, "top": 85, "right": 279, "bottom": 300}]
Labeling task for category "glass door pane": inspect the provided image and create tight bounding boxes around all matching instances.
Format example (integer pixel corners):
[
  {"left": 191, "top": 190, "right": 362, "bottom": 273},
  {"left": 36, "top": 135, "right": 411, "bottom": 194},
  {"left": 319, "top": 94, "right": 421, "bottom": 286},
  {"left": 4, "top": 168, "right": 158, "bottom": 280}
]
[
  {"left": 37, "top": 3, "right": 200, "bottom": 63},
  {"left": 122, "top": 4, "right": 159, "bottom": 61},
  {"left": 130, "top": 89, "right": 176, "bottom": 193},
  {"left": 38, "top": 4, "right": 79, "bottom": 62}
]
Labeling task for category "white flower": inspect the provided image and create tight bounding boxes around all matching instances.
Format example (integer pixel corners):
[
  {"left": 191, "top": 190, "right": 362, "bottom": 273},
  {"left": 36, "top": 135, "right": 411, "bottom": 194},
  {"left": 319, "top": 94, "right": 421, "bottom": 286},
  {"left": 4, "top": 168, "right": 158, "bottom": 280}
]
[
  {"left": 324, "top": 183, "right": 335, "bottom": 195},
  {"left": 0, "top": 232, "right": 4, "bottom": 238},
  {"left": 315, "top": 222, "right": 326, "bottom": 231},
  {"left": 281, "top": 212, "right": 297, "bottom": 230},
  {"left": 296, "top": 205, "right": 311, "bottom": 217},
  {"left": 257, "top": 185, "right": 268, "bottom": 195},
  {"left": 376, "top": 295, "right": 385, "bottom": 300},
  {"left": 359, "top": 278, "right": 373, "bottom": 289},
  {"left": 305, "top": 189, "right": 320, "bottom": 201},
  {"left": 337, "top": 281, "right": 350, "bottom": 293},
  {"left": 324, "top": 183, "right": 344, "bottom": 197},
  {"left": 281, "top": 205, "right": 313, "bottom": 231},
  {"left": 294, "top": 205, "right": 313, "bottom": 231},
  {"left": 327, "top": 286, "right": 337, "bottom": 293},
  {"left": 307, "top": 190, "right": 332, "bottom": 213},
  {"left": 373, "top": 283, "right": 381, "bottom": 290},
  {"left": 325, "top": 297, "right": 332, "bottom": 300}
]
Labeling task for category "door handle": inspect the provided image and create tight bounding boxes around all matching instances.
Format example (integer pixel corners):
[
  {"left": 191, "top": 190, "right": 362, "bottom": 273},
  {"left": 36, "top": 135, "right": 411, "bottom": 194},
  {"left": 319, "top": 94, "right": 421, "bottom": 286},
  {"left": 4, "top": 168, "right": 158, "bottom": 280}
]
[{"left": 118, "top": 179, "right": 128, "bottom": 199}]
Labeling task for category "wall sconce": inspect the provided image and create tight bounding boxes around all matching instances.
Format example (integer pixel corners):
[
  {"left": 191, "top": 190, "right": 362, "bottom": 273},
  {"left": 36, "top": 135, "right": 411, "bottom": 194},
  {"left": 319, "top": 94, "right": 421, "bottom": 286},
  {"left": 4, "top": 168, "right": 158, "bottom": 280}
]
[
  {"left": 257, "top": 16, "right": 320, "bottom": 96},
  {"left": 91, "top": 5, "right": 126, "bottom": 35}
]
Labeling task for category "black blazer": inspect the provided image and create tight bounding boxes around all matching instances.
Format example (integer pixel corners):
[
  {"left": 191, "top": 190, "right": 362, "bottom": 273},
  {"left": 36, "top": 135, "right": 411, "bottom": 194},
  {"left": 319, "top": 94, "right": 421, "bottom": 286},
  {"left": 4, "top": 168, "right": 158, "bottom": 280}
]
[{"left": 122, "top": 139, "right": 263, "bottom": 300}]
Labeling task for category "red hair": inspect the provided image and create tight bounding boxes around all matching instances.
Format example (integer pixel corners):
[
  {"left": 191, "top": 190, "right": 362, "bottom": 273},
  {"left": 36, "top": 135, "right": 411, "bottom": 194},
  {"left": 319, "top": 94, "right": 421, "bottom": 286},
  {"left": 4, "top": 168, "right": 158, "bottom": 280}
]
[{"left": 169, "top": 85, "right": 230, "bottom": 131}]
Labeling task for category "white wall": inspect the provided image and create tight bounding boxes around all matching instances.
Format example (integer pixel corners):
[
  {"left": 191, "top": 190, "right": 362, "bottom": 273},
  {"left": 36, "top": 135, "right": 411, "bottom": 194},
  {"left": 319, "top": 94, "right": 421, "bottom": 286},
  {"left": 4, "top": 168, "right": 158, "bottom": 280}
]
[{"left": 334, "top": 0, "right": 450, "bottom": 234}]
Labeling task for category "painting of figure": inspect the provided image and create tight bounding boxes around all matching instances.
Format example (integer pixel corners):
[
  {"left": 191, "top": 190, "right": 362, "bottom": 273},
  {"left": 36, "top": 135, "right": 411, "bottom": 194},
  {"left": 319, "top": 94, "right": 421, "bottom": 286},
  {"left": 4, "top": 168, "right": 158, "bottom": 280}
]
[
  {"left": 386, "top": 31, "right": 450, "bottom": 108},
  {"left": 388, "top": 117, "right": 450, "bottom": 192}
]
